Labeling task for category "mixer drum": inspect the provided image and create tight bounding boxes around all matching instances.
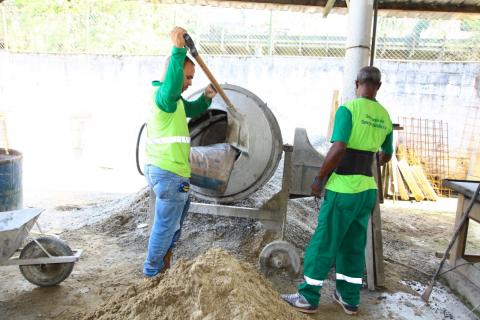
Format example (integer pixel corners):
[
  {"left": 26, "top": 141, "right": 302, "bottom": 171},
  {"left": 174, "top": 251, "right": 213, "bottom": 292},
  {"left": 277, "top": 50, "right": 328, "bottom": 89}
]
[{"left": 188, "top": 84, "right": 283, "bottom": 203}]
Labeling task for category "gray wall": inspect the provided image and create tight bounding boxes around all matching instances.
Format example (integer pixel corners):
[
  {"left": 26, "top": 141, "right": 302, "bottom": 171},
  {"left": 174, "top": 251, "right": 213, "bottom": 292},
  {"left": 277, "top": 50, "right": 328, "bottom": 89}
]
[{"left": 0, "top": 52, "right": 478, "bottom": 175}]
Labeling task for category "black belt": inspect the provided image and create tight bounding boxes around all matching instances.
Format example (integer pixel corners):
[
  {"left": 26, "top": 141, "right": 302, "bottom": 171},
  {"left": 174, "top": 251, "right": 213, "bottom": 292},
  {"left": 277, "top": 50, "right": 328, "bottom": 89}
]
[{"left": 335, "top": 148, "right": 374, "bottom": 177}]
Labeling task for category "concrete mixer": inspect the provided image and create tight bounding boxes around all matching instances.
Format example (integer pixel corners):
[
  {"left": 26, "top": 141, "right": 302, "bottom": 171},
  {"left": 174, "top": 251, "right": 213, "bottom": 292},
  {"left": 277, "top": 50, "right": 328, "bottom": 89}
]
[
  {"left": 137, "top": 33, "right": 324, "bottom": 275},
  {"left": 186, "top": 85, "right": 324, "bottom": 275},
  {"left": 138, "top": 83, "right": 324, "bottom": 275}
]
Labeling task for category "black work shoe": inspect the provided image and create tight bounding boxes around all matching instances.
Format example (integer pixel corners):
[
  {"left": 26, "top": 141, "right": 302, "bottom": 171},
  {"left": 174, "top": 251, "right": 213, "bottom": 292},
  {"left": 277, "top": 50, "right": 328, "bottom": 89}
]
[
  {"left": 333, "top": 290, "right": 359, "bottom": 315},
  {"left": 281, "top": 293, "right": 318, "bottom": 314}
]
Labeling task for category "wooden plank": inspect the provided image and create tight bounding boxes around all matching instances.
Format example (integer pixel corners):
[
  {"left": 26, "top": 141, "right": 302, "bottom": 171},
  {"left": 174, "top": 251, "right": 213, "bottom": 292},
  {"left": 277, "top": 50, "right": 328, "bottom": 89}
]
[
  {"left": 387, "top": 162, "right": 394, "bottom": 198},
  {"left": 371, "top": 157, "right": 385, "bottom": 287},
  {"left": 391, "top": 153, "right": 409, "bottom": 201},
  {"left": 443, "top": 180, "right": 480, "bottom": 200},
  {"left": 398, "top": 160, "right": 424, "bottom": 201},
  {"left": 396, "top": 167, "right": 410, "bottom": 200},
  {"left": 365, "top": 215, "right": 376, "bottom": 291},
  {"left": 326, "top": 90, "right": 339, "bottom": 140},
  {"left": 391, "top": 161, "right": 399, "bottom": 201},
  {"left": 371, "top": 198, "right": 385, "bottom": 287},
  {"left": 382, "top": 163, "right": 389, "bottom": 197},
  {"left": 449, "top": 195, "right": 469, "bottom": 266},
  {"left": 452, "top": 258, "right": 480, "bottom": 289},
  {"left": 469, "top": 202, "right": 480, "bottom": 223},
  {"left": 411, "top": 165, "right": 438, "bottom": 201},
  {"left": 463, "top": 255, "right": 480, "bottom": 263}
]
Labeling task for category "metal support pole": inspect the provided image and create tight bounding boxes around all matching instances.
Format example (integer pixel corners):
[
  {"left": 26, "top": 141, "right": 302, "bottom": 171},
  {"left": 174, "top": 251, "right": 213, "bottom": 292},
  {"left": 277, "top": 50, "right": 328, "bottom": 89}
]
[
  {"left": 1, "top": 5, "right": 7, "bottom": 51},
  {"left": 268, "top": 10, "right": 274, "bottom": 56},
  {"left": 342, "top": 0, "right": 374, "bottom": 103},
  {"left": 280, "top": 145, "right": 293, "bottom": 240},
  {"left": 370, "top": 0, "right": 379, "bottom": 66},
  {"left": 85, "top": 3, "right": 90, "bottom": 52}
]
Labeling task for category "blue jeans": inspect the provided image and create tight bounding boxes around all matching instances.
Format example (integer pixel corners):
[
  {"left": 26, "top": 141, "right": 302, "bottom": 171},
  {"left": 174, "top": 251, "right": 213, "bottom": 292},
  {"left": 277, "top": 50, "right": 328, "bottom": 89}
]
[{"left": 143, "top": 165, "right": 190, "bottom": 277}]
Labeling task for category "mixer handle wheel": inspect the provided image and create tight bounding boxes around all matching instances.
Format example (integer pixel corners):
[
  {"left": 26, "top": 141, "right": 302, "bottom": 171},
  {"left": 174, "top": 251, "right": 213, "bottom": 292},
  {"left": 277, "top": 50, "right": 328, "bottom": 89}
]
[{"left": 259, "top": 240, "right": 300, "bottom": 276}]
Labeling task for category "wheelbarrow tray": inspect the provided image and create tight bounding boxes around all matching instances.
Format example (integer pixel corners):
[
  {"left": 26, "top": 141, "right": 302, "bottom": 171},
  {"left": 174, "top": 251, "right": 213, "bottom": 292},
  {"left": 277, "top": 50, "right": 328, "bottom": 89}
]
[{"left": 0, "top": 208, "right": 44, "bottom": 262}]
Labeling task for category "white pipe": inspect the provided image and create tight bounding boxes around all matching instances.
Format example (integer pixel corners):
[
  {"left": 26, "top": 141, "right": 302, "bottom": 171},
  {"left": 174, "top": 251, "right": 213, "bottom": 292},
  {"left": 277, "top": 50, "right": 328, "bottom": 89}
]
[{"left": 342, "top": 0, "right": 374, "bottom": 104}]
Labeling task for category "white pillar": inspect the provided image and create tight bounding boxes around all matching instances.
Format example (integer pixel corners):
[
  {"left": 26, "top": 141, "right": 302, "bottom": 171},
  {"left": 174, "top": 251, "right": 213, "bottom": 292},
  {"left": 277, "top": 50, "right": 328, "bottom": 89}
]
[{"left": 342, "top": 0, "right": 374, "bottom": 104}]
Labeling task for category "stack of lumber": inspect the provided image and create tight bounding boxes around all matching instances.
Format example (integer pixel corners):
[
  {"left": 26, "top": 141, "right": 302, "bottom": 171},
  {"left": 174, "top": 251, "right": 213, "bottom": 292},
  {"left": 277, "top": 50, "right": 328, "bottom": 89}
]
[{"left": 381, "top": 147, "right": 439, "bottom": 202}]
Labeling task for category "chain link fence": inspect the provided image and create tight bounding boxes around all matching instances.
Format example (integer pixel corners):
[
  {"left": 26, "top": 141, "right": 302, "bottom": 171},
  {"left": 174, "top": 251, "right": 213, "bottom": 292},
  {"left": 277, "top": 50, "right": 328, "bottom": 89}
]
[{"left": 0, "top": 1, "right": 479, "bottom": 62}]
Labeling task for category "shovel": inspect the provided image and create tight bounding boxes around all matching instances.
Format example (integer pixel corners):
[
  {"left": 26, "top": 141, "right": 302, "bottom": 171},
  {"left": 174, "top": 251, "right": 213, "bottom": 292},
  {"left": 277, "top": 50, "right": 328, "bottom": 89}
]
[{"left": 183, "top": 33, "right": 248, "bottom": 154}]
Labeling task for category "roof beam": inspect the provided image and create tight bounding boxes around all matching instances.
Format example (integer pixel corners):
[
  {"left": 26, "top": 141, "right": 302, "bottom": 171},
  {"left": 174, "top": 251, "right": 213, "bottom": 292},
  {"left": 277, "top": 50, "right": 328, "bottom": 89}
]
[
  {"left": 219, "top": 0, "right": 480, "bottom": 14},
  {"left": 378, "top": 2, "right": 480, "bottom": 14}
]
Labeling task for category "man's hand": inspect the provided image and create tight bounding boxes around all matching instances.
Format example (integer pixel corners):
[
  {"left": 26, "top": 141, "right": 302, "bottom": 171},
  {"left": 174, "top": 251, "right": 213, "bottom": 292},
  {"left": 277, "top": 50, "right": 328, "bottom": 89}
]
[
  {"left": 204, "top": 84, "right": 217, "bottom": 99},
  {"left": 311, "top": 176, "right": 325, "bottom": 198},
  {"left": 171, "top": 26, "right": 187, "bottom": 48}
]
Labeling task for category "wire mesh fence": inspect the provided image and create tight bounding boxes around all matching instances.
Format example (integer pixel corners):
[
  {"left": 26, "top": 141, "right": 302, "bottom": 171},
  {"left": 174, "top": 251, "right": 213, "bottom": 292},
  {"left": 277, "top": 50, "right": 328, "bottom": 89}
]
[{"left": 0, "top": 1, "right": 479, "bottom": 62}]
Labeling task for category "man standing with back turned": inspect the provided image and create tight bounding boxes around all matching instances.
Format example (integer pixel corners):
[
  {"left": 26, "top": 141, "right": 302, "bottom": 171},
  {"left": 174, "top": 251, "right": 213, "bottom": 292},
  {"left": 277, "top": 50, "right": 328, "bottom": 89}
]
[
  {"left": 143, "top": 26, "right": 217, "bottom": 278},
  {"left": 282, "top": 66, "right": 393, "bottom": 315}
]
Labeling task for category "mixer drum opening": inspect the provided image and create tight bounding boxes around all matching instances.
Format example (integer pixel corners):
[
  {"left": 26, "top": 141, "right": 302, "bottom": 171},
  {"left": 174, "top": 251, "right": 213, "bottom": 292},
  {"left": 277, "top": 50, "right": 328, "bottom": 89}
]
[
  {"left": 188, "top": 84, "right": 283, "bottom": 204},
  {"left": 189, "top": 109, "right": 228, "bottom": 148}
]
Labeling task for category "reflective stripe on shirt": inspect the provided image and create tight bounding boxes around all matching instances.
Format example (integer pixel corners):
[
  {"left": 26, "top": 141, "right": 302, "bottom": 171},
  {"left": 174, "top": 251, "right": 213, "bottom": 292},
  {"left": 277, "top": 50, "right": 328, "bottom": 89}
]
[{"left": 147, "top": 136, "right": 191, "bottom": 145}]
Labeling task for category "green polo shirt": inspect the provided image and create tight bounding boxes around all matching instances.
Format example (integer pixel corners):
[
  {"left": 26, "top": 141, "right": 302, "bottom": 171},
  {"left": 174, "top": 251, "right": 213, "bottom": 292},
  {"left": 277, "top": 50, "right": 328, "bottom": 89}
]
[
  {"left": 326, "top": 97, "right": 393, "bottom": 194},
  {"left": 145, "top": 46, "right": 212, "bottom": 178}
]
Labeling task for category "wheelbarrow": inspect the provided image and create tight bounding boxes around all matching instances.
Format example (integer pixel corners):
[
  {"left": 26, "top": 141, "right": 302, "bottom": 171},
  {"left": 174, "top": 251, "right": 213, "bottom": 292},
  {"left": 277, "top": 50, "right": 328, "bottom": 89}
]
[{"left": 0, "top": 208, "right": 82, "bottom": 287}]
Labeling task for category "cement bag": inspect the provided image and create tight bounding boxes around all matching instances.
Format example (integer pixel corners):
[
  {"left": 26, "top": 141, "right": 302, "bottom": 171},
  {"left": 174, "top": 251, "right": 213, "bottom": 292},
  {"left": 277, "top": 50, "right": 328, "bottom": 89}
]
[{"left": 190, "top": 143, "right": 238, "bottom": 193}]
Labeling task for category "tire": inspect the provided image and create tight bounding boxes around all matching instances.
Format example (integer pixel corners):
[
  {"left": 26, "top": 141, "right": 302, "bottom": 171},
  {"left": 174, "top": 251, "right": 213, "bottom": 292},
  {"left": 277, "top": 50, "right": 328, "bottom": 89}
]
[{"left": 19, "top": 237, "right": 75, "bottom": 287}]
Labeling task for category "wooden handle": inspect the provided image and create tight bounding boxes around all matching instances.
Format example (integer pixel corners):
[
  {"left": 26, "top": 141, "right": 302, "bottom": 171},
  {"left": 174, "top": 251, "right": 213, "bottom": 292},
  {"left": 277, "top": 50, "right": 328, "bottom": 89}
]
[{"left": 193, "top": 55, "right": 237, "bottom": 113}]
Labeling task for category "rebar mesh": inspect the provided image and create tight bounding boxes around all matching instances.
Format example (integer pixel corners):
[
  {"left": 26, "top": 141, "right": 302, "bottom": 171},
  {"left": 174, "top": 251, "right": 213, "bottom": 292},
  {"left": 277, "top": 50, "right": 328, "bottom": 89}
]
[
  {"left": 0, "top": 1, "right": 479, "bottom": 62},
  {"left": 398, "top": 117, "right": 451, "bottom": 196}
]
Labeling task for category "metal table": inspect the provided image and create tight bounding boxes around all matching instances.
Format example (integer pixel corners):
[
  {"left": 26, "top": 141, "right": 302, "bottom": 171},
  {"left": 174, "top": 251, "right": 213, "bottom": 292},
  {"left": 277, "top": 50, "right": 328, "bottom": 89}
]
[{"left": 443, "top": 179, "right": 480, "bottom": 288}]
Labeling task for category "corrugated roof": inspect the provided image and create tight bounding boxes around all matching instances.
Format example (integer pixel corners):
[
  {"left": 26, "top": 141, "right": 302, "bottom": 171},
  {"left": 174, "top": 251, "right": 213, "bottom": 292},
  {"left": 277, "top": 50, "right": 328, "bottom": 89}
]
[
  {"left": 158, "top": 0, "right": 480, "bottom": 15},
  {"left": 0, "top": 0, "right": 477, "bottom": 14}
]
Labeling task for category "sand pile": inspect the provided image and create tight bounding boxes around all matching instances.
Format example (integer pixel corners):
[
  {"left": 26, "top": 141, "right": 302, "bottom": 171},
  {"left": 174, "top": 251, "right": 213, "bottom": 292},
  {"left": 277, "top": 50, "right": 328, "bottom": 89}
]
[{"left": 83, "top": 248, "right": 309, "bottom": 320}]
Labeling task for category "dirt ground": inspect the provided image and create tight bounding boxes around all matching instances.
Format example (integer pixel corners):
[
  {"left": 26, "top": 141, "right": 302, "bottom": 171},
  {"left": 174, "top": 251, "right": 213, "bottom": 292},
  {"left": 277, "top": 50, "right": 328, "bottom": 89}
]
[{"left": 1, "top": 184, "right": 479, "bottom": 319}]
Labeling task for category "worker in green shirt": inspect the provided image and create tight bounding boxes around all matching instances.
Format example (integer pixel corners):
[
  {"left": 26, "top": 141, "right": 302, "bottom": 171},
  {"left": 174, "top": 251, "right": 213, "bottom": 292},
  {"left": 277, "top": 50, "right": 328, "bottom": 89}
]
[
  {"left": 282, "top": 66, "right": 393, "bottom": 315},
  {"left": 143, "top": 26, "right": 217, "bottom": 278}
]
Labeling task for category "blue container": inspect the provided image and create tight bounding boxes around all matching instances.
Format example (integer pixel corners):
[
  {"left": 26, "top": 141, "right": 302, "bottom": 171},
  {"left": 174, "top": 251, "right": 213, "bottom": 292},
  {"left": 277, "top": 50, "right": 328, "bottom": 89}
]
[{"left": 0, "top": 149, "right": 23, "bottom": 211}]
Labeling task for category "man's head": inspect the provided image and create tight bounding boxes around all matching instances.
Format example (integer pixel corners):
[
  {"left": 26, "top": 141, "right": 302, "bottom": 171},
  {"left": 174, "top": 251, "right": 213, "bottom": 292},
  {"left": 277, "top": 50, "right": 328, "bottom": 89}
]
[
  {"left": 182, "top": 56, "right": 195, "bottom": 92},
  {"left": 355, "top": 66, "right": 382, "bottom": 99},
  {"left": 161, "top": 55, "right": 196, "bottom": 92}
]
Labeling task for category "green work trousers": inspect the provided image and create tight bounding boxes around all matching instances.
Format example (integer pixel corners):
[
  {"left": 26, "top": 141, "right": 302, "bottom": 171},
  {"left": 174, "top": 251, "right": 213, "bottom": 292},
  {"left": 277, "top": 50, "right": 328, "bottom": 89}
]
[{"left": 298, "top": 189, "right": 377, "bottom": 307}]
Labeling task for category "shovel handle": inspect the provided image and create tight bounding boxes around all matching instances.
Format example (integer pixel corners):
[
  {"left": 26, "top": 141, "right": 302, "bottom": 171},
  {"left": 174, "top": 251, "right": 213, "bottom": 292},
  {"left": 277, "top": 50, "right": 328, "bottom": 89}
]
[{"left": 183, "top": 33, "right": 237, "bottom": 113}]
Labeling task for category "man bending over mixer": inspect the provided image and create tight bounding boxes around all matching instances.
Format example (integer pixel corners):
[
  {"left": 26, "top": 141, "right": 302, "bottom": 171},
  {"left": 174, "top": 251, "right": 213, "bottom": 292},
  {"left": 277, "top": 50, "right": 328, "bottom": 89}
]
[{"left": 143, "top": 26, "right": 217, "bottom": 278}]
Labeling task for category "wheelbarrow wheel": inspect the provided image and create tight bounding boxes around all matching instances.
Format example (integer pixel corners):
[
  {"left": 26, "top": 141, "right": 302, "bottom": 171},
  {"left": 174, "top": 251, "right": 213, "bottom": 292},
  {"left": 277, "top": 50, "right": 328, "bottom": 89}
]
[{"left": 19, "top": 237, "right": 75, "bottom": 287}]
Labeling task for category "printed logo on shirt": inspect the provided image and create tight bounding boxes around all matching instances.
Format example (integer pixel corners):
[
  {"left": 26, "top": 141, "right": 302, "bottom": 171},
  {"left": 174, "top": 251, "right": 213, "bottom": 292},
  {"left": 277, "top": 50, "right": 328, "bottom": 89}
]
[{"left": 361, "top": 114, "right": 387, "bottom": 130}]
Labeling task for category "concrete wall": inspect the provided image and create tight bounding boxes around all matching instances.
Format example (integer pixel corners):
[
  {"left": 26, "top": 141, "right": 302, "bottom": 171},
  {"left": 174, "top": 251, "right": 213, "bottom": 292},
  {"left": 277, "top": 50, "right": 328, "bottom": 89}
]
[{"left": 0, "top": 53, "right": 478, "bottom": 192}]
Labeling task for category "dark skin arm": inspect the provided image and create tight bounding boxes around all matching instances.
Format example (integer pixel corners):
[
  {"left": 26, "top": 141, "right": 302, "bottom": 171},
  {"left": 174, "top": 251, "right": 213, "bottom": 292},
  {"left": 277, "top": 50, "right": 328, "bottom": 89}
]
[
  {"left": 378, "top": 152, "right": 392, "bottom": 167},
  {"left": 311, "top": 141, "right": 347, "bottom": 196}
]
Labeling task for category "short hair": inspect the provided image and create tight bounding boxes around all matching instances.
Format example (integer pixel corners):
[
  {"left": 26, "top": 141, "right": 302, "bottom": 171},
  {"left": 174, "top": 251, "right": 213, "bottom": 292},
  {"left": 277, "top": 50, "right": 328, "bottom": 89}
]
[
  {"left": 356, "top": 66, "right": 381, "bottom": 85},
  {"left": 161, "top": 55, "right": 195, "bottom": 81},
  {"left": 184, "top": 55, "right": 195, "bottom": 67}
]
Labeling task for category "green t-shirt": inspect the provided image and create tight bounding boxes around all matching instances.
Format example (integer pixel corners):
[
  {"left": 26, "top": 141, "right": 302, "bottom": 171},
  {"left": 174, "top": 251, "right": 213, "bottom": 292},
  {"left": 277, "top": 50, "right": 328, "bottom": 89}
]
[{"left": 326, "top": 97, "right": 393, "bottom": 194}]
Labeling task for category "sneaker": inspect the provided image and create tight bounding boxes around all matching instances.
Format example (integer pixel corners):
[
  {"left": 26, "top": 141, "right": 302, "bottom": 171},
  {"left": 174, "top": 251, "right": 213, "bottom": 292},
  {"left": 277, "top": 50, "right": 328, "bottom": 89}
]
[
  {"left": 333, "top": 290, "right": 358, "bottom": 315},
  {"left": 281, "top": 293, "right": 318, "bottom": 314}
]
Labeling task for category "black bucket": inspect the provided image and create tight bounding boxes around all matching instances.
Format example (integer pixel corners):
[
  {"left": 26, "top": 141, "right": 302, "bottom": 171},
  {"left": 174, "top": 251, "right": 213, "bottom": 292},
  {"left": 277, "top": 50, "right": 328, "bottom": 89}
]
[{"left": 0, "top": 149, "right": 23, "bottom": 211}]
